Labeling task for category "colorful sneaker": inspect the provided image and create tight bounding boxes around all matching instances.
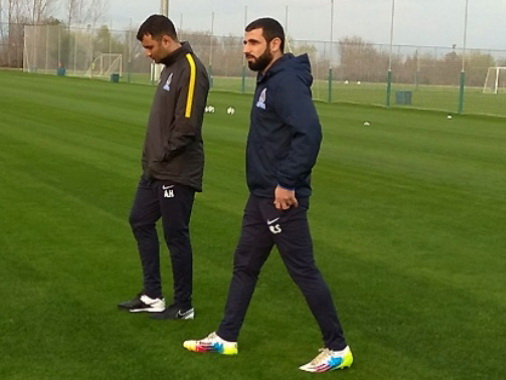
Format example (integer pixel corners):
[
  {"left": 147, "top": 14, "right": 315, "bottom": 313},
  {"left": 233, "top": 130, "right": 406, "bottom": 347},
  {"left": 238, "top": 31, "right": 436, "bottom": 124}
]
[
  {"left": 118, "top": 294, "right": 166, "bottom": 313},
  {"left": 183, "top": 332, "right": 238, "bottom": 355},
  {"left": 150, "top": 304, "right": 195, "bottom": 320},
  {"left": 299, "top": 346, "right": 353, "bottom": 373}
]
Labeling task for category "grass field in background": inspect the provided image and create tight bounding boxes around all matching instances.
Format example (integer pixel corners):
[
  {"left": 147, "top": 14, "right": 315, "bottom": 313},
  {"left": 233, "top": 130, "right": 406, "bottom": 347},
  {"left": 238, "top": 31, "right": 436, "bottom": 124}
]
[
  {"left": 118, "top": 72, "right": 506, "bottom": 118},
  {"left": 1, "top": 71, "right": 506, "bottom": 379},
  {"left": 50, "top": 69, "right": 506, "bottom": 118},
  {"left": 211, "top": 76, "right": 506, "bottom": 117}
]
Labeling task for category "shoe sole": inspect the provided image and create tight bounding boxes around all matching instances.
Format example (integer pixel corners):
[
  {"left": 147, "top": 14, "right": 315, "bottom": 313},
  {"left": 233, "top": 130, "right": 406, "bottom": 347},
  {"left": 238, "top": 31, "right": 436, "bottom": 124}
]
[
  {"left": 183, "top": 342, "right": 238, "bottom": 355},
  {"left": 299, "top": 365, "right": 351, "bottom": 373},
  {"left": 150, "top": 309, "right": 195, "bottom": 320},
  {"left": 129, "top": 307, "right": 166, "bottom": 313},
  {"left": 299, "top": 354, "right": 353, "bottom": 372}
]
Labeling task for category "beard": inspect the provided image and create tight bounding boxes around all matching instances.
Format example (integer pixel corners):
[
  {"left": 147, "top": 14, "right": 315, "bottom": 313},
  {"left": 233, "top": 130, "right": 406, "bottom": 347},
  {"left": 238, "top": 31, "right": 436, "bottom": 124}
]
[{"left": 246, "top": 47, "right": 273, "bottom": 72}]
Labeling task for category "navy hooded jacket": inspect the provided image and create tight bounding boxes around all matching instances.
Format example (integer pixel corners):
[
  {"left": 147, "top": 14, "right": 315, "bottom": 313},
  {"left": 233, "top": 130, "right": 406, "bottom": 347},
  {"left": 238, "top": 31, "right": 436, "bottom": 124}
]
[{"left": 246, "top": 53, "right": 322, "bottom": 198}]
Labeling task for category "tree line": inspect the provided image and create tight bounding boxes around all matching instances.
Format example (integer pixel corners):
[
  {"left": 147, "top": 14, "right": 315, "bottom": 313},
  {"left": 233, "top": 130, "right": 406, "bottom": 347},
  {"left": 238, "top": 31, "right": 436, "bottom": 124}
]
[
  {"left": 1, "top": 2, "right": 504, "bottom": 87},
  {"left": 0, "top": 0, "right": 107, "bottom": 66},
  {"left": 332, "top": 37, "right": 505, "bottom": 87}
]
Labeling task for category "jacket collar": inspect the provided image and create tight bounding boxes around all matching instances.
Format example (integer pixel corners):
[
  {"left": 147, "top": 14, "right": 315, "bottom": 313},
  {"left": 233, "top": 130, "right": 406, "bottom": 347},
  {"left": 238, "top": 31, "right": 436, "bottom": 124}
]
[{"left": 160, "top": 41, "right": 193, "bottom": 66}]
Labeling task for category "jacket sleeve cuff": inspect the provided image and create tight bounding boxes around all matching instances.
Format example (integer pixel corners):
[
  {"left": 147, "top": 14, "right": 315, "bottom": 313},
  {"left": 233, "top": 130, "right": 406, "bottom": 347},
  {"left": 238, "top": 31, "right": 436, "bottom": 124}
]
[{"left": 277, "top": 183, "right": 295, "bottom": 191}]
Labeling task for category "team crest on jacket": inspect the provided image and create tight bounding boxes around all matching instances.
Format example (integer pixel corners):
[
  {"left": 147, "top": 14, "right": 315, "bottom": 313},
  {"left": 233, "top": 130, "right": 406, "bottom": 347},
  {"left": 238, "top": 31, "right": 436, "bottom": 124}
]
[
  {"left": 163, "top": 73, "right": 173, "bottom": 92},
  {"left": 256, "top": 88, "right": 267, "bottom": 109}
]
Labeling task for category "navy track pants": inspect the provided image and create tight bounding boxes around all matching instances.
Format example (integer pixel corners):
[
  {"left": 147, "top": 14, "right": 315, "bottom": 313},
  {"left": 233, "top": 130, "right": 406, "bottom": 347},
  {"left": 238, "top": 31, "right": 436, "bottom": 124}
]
[{"left": 217, "top": 194, "right": 347, "bottom": 350}]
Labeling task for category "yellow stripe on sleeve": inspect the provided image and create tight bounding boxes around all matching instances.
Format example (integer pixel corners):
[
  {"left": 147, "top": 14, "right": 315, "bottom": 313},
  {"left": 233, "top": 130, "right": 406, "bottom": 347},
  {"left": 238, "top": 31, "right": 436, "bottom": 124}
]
[{"left": 185, "top": 54, "right": 197, "bottom": 118}]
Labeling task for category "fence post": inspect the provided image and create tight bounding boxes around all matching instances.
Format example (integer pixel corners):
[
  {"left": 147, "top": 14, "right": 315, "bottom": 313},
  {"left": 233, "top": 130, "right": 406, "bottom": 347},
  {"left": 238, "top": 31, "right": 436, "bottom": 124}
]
[
  {"left": 458, "top": 71, "right": 465, "bottom": 114},
  {"left": 386, "top": 69, "right": 392, "bottom": 107},
  {"left": 327, "top": 67, "right": 333, "bottom": 103},
  {"left": 208, "top": 64, "right": 213, "bottom": 88}
]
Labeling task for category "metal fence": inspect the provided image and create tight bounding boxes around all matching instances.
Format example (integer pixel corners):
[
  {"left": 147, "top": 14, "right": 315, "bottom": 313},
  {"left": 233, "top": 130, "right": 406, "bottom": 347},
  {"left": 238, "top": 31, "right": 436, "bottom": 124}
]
[{"left": 2, "top": 22, "right": 506, "bottom": 117}]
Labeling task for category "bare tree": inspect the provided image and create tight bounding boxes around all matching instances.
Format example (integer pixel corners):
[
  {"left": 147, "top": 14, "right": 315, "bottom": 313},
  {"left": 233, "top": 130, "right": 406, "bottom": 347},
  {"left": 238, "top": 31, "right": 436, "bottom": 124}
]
[
  {"left": 6, "top": 0, "right": 23, "bottom": 23},
  {"left": 2, "top": 0, "right": 58, "bottom": 24},
  {"left": 26, "top": 0, "right": 58, "bottom": 24},
  {"left": 86, "top": 0, "right": 108, "bottom": 28},
  {"left": 65, "top": 0, "right": 72, "bottom": 26},
  {"left": 3, "top": 0, "right": 26, "bottom": 66},
  {"left": 66, "top": 0, "right": 108, "bottom": 28},
  {"left": 66, "top": 0, "right": 84, "bottom": 27}
]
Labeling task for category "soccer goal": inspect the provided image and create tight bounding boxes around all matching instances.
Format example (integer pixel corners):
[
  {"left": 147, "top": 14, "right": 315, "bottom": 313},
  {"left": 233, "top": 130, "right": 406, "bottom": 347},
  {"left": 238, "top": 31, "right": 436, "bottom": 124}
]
[
  {"left": 483, "top": 67, "right": 506, "bottom": 94},
  {"left": 85, "top": 53, "right": 123, "bottom": 78}
]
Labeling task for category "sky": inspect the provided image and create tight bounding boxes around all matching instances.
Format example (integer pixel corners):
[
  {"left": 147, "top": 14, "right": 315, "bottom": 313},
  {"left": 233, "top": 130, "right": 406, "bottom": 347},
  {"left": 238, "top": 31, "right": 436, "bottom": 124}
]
[{"left": 106, "top": 0, "right": 506, "bottom": 51}]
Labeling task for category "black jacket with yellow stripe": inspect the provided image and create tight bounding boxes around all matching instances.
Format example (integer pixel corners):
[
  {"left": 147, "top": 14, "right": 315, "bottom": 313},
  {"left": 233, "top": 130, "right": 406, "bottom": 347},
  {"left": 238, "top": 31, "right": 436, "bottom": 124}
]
[{"left": 141, "top": 42, "right": 209, "bottom": 191}]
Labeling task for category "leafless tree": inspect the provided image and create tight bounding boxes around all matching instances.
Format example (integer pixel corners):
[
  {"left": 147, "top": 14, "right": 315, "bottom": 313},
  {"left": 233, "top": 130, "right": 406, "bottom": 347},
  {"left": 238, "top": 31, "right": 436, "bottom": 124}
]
[
  {"left": 2, "top": 0, "right": 57, "bottom": 24},
  {"left": 66, "top": 0, "right": 85, "bottom": 27},
  {"left": 25, "top": 0, "right": 58, "bottom": 24},
  {"left": 85, "top": 0, "right": 108, "bottom": 28},
  {"left": 5, "top": 0, "right": 23, "bottom": 23},
  {"left": 2, "top": 0, "right": 26, "bottom": 66},
  {"left": 66, "top": 0, "right": 108, "bottom": 28}
]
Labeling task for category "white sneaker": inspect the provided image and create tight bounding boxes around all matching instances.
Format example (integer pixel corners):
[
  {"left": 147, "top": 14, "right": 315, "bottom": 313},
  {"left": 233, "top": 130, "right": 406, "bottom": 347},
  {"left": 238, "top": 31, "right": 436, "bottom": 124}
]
[
  {"left": 123, "top": 294, "right": 166, "bottom": 313},
  {"left": 183, "top": 332, "right": 238, "bottom": 355},
  {"left": 299, "top": 346, "right": 353, "bottom": 373}
]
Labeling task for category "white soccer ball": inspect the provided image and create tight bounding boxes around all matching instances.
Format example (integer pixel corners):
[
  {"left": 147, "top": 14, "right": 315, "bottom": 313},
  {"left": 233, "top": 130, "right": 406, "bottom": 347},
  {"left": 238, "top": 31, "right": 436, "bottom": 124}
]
[
  {"left": 344, "top": 80, "right": 349, "bottom": 85},
  {"left": 357, "top": 81, "right": 361, "bottom": 85},
  {"left": 205, "top": 105, "right": 215, "bottom": 113},
  {"left": 227, "top": 107, "right": 235, "bottom": 115},
  {"left": 363, "top": 121, "right": 370, "bottom": 126},
  {"left": 447, "top": 115, "right": 453, "bottom": 120}
]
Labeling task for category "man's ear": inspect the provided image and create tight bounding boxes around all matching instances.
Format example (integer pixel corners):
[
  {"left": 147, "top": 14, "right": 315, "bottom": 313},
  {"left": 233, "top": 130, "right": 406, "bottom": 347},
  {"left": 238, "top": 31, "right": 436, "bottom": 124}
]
[
  {"left": 270, "top": 37, "right": 282, "bottom": 53},
  {"left": 161, "top": 35, "right": 172, "bottom": 47}
]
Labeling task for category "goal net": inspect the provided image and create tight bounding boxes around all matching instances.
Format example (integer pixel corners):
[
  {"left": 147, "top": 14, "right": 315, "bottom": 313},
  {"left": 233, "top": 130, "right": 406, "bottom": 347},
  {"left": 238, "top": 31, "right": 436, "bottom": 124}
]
[
  {"left": 86, "top": 54, "right": 123, "bottom": 78},
  {"left": 483, "top": 67, "right": 506, "bottom": 94}
]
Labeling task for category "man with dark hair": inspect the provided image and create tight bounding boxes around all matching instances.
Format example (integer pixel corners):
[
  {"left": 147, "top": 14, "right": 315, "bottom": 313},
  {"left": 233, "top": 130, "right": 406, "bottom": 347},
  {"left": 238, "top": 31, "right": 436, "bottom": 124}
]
[
  {"left": 118, "top": 15, "right": 209, "bottom": 320},
  {"left": 136, "top": 14, "right": 178, "bottom": 42},
  {"left": 183, "top": 17, "right": 353, "bottom": 373}
]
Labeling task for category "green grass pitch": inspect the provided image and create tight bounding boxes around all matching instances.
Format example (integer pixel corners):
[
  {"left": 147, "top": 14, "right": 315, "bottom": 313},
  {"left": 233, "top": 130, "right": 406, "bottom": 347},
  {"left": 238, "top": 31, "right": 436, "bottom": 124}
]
[
  {"left": 137, "top": 74, "right": 506, "bottom": 118},
  {"left": 1, "top": 70, "right": 505, "bottom": 379}
]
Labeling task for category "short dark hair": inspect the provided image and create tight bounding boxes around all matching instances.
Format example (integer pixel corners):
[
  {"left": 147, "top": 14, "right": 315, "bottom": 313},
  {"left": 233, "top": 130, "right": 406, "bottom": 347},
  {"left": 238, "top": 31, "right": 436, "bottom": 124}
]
[
  {"left": 137, "top": 14, "right": 178, "bottom": 41},
  {"left": 245, "top": 17, "right": 285, "bottom": 53}
]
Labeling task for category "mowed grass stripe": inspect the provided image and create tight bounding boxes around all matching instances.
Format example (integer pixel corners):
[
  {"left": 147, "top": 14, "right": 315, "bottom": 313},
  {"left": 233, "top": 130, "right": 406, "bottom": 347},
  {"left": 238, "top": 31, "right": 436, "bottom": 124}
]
[
  {"left": 0, "top": 172, "right": 170, "bottom": 378},
  {"left": 318, "top": 105, "right": 506, "bottom": 199},
  {"left": 1, "top": 71, "right": 505, "bottom": 379}
]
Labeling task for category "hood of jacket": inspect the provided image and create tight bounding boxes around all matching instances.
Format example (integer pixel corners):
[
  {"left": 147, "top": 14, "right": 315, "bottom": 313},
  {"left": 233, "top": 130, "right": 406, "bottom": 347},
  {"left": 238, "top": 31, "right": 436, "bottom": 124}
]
[{"left": 257, "top": 53, "right": 313, "bottom": 87}]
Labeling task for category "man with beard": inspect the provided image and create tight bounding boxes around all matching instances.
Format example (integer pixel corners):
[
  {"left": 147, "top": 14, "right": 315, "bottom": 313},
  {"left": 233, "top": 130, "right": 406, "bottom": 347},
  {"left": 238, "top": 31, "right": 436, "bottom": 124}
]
[{"left": 183, "top": 18, "right": 353, "bottom": 373}]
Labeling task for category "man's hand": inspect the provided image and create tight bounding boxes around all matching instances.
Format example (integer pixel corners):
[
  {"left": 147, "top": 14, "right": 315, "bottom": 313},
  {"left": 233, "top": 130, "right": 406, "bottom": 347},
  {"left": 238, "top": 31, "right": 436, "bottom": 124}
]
[{"left": 274, "top": 186, "right": 299, "bottom": 210}]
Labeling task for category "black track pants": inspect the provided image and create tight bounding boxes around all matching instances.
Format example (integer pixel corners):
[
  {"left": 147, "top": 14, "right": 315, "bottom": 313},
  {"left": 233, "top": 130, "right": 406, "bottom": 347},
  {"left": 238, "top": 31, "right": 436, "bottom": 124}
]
[{"left": 129, "top": 177, "right": 195, "bottom": 308}]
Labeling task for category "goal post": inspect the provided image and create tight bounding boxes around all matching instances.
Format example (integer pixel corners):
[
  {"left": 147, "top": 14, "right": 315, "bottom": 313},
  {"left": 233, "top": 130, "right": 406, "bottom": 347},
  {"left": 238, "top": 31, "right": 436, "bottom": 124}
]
[
  {"left": 483, "top": 67, "right": 506, "bottom": 94},
  {"left": 85, "top": 53, "right": 123, "bottom": 78}
]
